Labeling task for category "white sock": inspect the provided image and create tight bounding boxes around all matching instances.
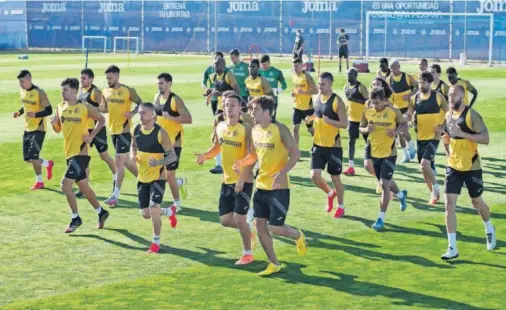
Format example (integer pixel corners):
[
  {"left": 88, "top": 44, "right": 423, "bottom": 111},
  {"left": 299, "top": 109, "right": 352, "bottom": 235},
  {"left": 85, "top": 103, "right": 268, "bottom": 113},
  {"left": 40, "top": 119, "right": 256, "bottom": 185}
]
[
  {"left": 396, "top": 191, "right": 405, "bottom": 199},
  {"left": 113, "top": 173, "right": 117, "bottom": 181},
  {"left": 448, "top": 232, "right": 457, "bottom": 249},
  {"left": 327, "top": 190, "right": 335, "bottom": 197},
  {"left": 72, "top": 213, "right": 79, "bottom": 219},
  {"left": 379, "top": 212, "right": 385, "bottom": 221},
  {"left": 483, "top": 220, "right": 494, "bottom": 234},
  {"left": 243, "top": 250, "right": 252, "bottom": 255},
  {"left": 403, "top": 148, "right": 410, "bottom": 158},
  {"left": 161, "top": 208, "right": 173, "bottom": 217},
  {"left": 41, "top": 159, "right": 49, "bottom": 167},
  {"left": 337, "top": 204, "right": 344, "bottom": 209},
  {"left": 409, "top": 140, "right": 415, "bottom": 151},
  {"left": 433, "top": 183, "right": 440, "bottom": 195},
  {"left": 153, "top": 235, "right": 160, "bottom": 245},
  {"left": 174, "top": 200, "right": 182, "bottom": 207},
  {"left": 95, "top": 206, "right": 102, "bottom": 214},
  {"left": 176, "top": 178, "right": 184, "bottom": 187},
  {"left": 215, "top": 153, "right": 222, "bottom": 166},
  {"left": 35, "top": 175, "right": 43, "bottom": 182},
  {"left": 349, "top": 160, "right": 354, "bottom": 168},
  {"left": 113, "top": 187, "right": 121, "bottom": 198}
]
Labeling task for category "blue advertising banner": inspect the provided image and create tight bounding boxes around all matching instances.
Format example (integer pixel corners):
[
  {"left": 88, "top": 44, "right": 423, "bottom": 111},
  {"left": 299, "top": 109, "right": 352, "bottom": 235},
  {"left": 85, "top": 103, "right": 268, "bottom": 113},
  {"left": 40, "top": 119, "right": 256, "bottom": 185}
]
[
  {"left": 214, "top": 0, "right": 281, "bottom": 54},
  {"left": 0, "top": 0, "right": 27, "bottom": 49},
  {"left": 27, "top": 1, "right": 82, "bottom": 49},
  {"left": 83, "top": 1, "right": 142, "bottom": 51},
  {"left": 144, "top": 1, "right": 208, "bottom": 52}
]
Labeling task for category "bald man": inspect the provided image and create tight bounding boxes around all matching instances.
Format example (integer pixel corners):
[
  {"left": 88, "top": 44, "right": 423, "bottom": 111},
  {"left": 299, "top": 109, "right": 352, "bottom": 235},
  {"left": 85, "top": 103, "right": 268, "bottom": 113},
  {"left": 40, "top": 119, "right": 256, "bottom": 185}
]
[{"left": 441, "top": 85, "right": 495, "bottom": 260}]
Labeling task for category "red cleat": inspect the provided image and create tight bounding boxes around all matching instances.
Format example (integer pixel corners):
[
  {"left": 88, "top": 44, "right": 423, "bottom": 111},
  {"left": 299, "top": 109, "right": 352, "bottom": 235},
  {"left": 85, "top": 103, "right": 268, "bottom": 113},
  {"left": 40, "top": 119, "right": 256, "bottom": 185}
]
[
  {"left": 343, "top": 167, "right": 356, "bottom": 176},
  {"left": 30, "top": 182, "right": 44, "bottom": 190},
  {"left": 147, "top": 243, "right": 160, "bottom": 253},
  {"left": 46, "top": 160, "right": 54, "bottom": 180},
  {"left": 235, "top": 254, "right": 254, "bottom": 266},
  {"left": 326, "top": 190, "right": 336, "bottom": 212},
  {"left": 168, "top": 205, "right": 177, "bottom": 228},
  {"left": 333, "top": 207, "right": 345, "bottom": 218}
]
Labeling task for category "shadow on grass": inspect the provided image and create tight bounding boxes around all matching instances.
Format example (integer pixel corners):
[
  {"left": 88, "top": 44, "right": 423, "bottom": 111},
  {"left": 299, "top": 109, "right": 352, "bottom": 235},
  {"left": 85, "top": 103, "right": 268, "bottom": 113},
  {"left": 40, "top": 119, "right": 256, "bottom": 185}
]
[{"left": 73, "top": 228, "right": 489, "bottom": 310}]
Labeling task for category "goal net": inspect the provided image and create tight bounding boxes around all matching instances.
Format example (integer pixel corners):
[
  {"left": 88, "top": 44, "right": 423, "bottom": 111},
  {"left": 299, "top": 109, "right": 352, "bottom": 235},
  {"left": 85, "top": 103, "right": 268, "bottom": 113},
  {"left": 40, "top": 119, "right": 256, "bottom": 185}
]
[
  {"left": 113, "top": 37, "right": 139, "bottom": 54},
  {"left": 82, "top": 36, "right": 107, "bottom": 53},
  {"left": 365, "top": 11, "right": 494, "bottom": 65}
]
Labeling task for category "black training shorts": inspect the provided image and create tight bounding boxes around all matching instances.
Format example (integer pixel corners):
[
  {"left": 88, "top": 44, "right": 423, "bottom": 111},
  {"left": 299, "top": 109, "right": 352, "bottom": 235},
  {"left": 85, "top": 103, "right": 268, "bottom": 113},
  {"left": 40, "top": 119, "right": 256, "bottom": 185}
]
[
  {"left": 253, "top": 188, "right": 290, "bottom": 226},
  {"left": 218, "top": 182, "right": 254, "bottom": 216}
]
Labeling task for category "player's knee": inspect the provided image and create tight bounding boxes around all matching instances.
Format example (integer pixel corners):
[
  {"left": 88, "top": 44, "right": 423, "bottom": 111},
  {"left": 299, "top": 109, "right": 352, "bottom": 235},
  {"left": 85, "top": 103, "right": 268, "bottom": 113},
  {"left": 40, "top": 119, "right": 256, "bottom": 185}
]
[
  {"left": 420, "top": 160, "right": 431, "bottom": 170},
  {"left": 141, "top": 209, "right": 151, "bottom": 219},
  {"left": 380, "top": 179, "right": 389, "bottom": 189},
  {"left": 310, "top": 170, "right": 321, "bottom": 183},
  {"left": 220, "top": 216, "right": 233, "bottom": 227},
  {"left": 268, "top": 225, "right": 283, "bottom": 235},
  {"left": 471, "top": 197, "right": 484, "bottom": 210},
  {"left": 232, "top": 214, "right": 245, "bottom": 227},
  {"left": 24, "top": 159, "right": 32, "bottom": 164}
]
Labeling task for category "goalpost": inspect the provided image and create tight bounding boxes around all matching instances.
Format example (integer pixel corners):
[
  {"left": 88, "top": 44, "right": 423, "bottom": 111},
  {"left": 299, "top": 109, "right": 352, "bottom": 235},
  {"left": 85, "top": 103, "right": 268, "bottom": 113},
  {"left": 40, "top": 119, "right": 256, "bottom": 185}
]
[
  {"left": 365, "top": 11, "right": 494, "bottom": 66},
  {"left": 82, "top": 36, "right": 107, "bottom": 53},
  {"left": 113, "top": 37, "right": 139, "bottom": 54}
]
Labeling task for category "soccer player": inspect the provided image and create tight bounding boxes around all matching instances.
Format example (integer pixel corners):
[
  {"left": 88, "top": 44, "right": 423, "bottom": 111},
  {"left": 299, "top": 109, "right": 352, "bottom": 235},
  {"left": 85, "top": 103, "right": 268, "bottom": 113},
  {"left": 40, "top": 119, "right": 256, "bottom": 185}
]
[
  {"left": 309, "top": 72, "right": 348, "bottom": 218},
  {"left": 343, "top": 68, "right": 369, "bottom": 176},
  {"left": 51, "top": 78, "right": 110, "bottom": 233},
  {"left": 407, "top": 72, "right": 448, "bottom": 204},
  {"left": 100, "top": 65, "right": 141, "bottom": 207},
  {"left": 446, "top": 67, "right": 478, "bottom": 107},
  {"left": 337, "top": 29, "right": 350, "bottom": 72},
  {"left": 376, "top": 58, "right": 391, "bottom": 80},
  {"left": 13, "top": 70, "right": 54, "bottom": 190},
  {"left": 430, "top": 64, "right": 450, "bottom": 100},
  {"left": 154, "top": 73, "right": 192, "bottom": 212},
  {"left": 259, "top": 54, "right": 287, "bottom": 120},
  {"left": 387, "top": 60, "right": 416, "bottom": 163},
  {"left": 229, "top": 49, "right": 250, "bottom": 109},
  {"left": 441, "top": 85, "right": 495, "bottom": 260},
  {"left": 293, "top": 30, "right": 304, "bottom": 60},
  {"left": 195, "top": 94, "right": 255, "bottom": 265},
  {"left": 202, "top": 51, "right": 224, "bottom": 115},
  {"left": 234, "top": 96, "right": 307, "bottom": 276},
  {"left": 360, "top": 88, "right": 409, "bottom": 231},
  {"left": 412, "top": 58, "right": 428, "bottom": 82},
  {"left": 206, "top": 58, "right": 241, "bottom": 174},
  {"left": 131, "top": 102, "right": 178, "bottom": 253},
  {"left": 74, "top": 68, "right": 117, "bottom": 197},
  {"left": 245, "top": 59, "right": 273, "bottom": 100},
  {"left": 292, "top": 57, "right": 318, "bottom": 146}
]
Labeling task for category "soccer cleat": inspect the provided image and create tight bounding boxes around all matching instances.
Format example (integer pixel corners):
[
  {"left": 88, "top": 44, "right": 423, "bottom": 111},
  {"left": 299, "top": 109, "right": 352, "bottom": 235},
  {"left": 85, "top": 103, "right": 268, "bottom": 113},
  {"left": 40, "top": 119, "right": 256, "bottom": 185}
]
[
  {"left": 258, "top": 263, "right": 281, "bottom": 276},
  {"left": 46, "top": 160, "right": 54, "bottom": 180},
  {"left": 30, "top": 182, "right": 45, "bottom": 190},
  {"left": 326, "top": 190, "right": 336, "bottom": 212},
  {"left": 486, "top": 227, "right": 496, "bottom": 251},
  {"left": 429, "top": 192, "right": 440, "bottom": 205},
  {"left": 168, "top": 205, "right": 178, "bottom": 228},
  {"left": 97, "top": 209, "right": 109, "bottom": 229},
  {"left": 104, "top": 195, "right": 118, "bottom": 208},
  {"left": 296, "top": 229, "right": 307, "bottom": 256},
  {"left": 371, "top": 218, "right": 384, "bottom": 231},
  {"left": 75, "top": 190, "right": 84, "bottom": 198},
  {"left": 333, "top": 207, "right": 345, "bottom": 219},
  {"left": 147, "top": 243, "right": 161, "bottom": 253},
  {"left": 65, "top": 216, "right": 82, "bottom": 233},
  {"left": 441, "top": 247, "right": 459, "bottom": 261},
  {"left": 401, "top": 156, "right": 410, "bottom": 163},
  {"left": 399, "top": 190, "right": 408, "bottom": 211},
  {"left": 343, "top": 167, "right": 356, "bottom": 176},
  {"left": 409, "top": 147, "right": 416, "bottom": 160},
  {"left": 235, "top": 254, "right": 254, "bottom": 266},
  {"left": 376, "top": 183, "right": 382, "bottom": 194},
  {"left": 209, "top": 165, "right": 223, "bottom": 174},
  {"left": 178, "top": 176, "right": 188, "bottom": 200}
]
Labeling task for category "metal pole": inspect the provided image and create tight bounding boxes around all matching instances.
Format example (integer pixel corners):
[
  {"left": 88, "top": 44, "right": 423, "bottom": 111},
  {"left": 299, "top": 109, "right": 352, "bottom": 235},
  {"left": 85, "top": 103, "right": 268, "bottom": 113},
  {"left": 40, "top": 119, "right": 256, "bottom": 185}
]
[
  {"left": 214, "top": 0, "right": 217, "bottom": 52},
  {"left": 207, "top": 0, "right": 210, "bottom": 52},
  {"left": 365, "top": 12, "right": 369, "bottom": 59},
  {"left": 279, "top": 0, "right": 283, "bottom": 56},
  {"left": 489, "top": 14, "right": 494, "bottom": 66},
  {"left": 85, "top": 48, "right": 89, "bottom": 69},
  {"left": 360, "top": 0, "right": 363, "bottom": 58},
  {"left": 141, "top": 0, "right": 144, "bottom": 52},
  {"left": 449, "top": 0, "right": 453, "bottom": 62},
  {"left": 464, "top": 0, "right": 467, "bottom": 53},
  {"left": 329, "top": 7, "right": 332, "bottom": 60}
]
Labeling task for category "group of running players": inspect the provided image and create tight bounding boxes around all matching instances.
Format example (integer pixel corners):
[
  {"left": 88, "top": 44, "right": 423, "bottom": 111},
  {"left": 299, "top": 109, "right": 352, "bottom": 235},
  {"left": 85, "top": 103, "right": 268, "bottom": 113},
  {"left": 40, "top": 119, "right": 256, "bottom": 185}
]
[{"left": 13, "top": 49, "right": 496, "bottom": 276}]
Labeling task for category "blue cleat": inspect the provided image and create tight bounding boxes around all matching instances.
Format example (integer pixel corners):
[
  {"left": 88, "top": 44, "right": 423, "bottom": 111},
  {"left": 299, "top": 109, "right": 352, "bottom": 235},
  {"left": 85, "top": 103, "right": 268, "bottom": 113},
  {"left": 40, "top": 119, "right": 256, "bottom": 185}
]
[
  {"left": 371, "top": 218, "right": 384, "bottom": 231},
  {"left": 399, "top": 190, "right": 408, "bottom": 211},
  {"left": 409, "top": 147, "right": 416, "bottom": 160}
]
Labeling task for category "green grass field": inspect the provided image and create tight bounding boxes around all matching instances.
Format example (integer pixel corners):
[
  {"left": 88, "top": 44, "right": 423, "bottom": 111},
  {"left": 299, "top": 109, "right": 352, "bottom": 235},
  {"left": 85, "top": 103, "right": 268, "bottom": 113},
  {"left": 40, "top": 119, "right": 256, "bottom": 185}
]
[{"left": 1, "top": 53, "right": 505, "bottom": 309}]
